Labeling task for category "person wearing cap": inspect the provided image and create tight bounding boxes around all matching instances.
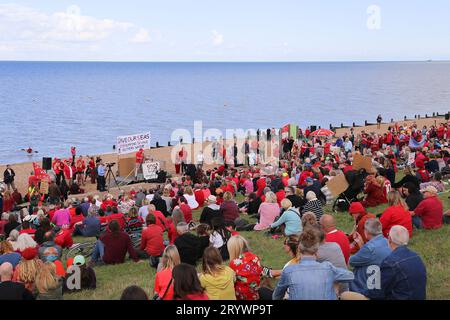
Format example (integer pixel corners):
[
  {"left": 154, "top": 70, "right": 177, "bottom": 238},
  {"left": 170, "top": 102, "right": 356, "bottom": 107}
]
[
  {"left": 200, "top": 195, "right": 222, "bottom": 226},
  {"left": 65, "top": 255, "right": 97, "bottom": 291},
  {"left": 347, "top": 202, "right": 376, "bottom": 254},
  {"left": 412, "top": 186, "right": 443, "bottom": 230}
]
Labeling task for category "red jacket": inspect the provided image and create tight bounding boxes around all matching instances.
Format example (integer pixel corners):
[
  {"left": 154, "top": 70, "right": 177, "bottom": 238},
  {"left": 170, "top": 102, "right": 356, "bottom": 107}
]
[
  {"left": 100, "top": 231, "right": 138, "bottom": 264},
  {"left": 194, "top": 189, "right": 205, "bottom": 208},
  {"left": 140, "top": 224, "right": 165, "bottom": 257},
  {"left": 380, "top": 205, "right": 413, "bottom": 238},
  {"left": 106, "top": 213, "right": 126, "bottom": 230},
  {"left": 326, "top": 230, "right": 351, "bottom": 264},
  {"left": 55, "top": 229, "right": 73, "bottom": 249},
  {"left": 414, "top": 196, "right": 443, "bottom": 229},
  {"left": 179, "top": 204, "right": 192, "bottom": 223},
  {"left": 153, "top": 210, "right": 168, "bottom": 230},
  {"left": 256, "top": 178, "right": 266, "bottom": 197}
]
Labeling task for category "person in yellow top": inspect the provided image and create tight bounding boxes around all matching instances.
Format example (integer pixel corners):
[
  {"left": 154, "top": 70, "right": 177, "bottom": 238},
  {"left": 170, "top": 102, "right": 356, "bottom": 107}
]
[{"left": 199, "top": 247, "right": 236, "bottom": 300}]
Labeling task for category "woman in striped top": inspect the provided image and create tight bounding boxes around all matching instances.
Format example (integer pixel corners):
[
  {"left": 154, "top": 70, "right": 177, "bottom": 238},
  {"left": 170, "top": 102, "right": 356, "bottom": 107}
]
[{"left": 302, "top": 191, "right": 324, "bottom": 221}]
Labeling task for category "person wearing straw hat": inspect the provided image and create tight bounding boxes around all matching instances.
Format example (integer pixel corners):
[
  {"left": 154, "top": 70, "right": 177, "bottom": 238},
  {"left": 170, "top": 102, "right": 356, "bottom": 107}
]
[{"left": 412, "top": 185, "right": 443, "bottom": 230}]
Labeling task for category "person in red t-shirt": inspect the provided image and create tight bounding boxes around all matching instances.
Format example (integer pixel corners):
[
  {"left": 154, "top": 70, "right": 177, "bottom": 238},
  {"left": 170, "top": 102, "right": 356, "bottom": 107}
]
[
  {"left": 139, "top": 214, "right": 165, "bottom": 267},
  {"left": 75, "top": 156, "right": 86, "bottom": 186},
  {"left": 379, "top": 191, "right": 413, "bottom": 238},
  {"left": 412, "top": 186, "right": 443, "bottom": 230},
  {"left": 135, "top": 148, "right": 145, "bottom": 179},
  {"left": 320, "top": 214, "right": 350, "bottom": 264}
]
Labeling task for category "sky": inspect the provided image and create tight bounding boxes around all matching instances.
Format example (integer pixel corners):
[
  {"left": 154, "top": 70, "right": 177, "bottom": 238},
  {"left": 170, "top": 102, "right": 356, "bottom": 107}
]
[{"left": 0, "top": 0, "right": 449, "bottom": 61}]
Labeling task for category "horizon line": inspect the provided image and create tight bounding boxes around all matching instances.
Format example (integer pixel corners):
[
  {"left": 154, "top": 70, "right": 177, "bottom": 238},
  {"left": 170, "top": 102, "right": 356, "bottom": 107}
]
[{"left": 0, "top": 59, "right": 449, "bottom": 63}]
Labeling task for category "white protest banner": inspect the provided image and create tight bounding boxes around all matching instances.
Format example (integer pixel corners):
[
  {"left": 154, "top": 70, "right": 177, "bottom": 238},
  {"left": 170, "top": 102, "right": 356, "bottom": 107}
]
[
  {"left": 117, "top": 132, "right": 151, "bottom": 155},
  {"left": 142, "top": 161, "right": 160, "bottom": 180}
]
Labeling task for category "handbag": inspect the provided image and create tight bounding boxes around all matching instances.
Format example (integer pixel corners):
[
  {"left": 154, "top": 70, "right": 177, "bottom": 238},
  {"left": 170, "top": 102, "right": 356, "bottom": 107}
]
[{"left": 153, "top": 278, "right": 173, "bottom": 300}]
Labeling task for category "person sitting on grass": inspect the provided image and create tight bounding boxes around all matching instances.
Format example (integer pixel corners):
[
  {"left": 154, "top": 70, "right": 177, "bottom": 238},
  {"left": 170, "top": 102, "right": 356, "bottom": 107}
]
[
  {"left": 174, "top": 222, "right": 203, "bottom": 266},
  {"left": 320, "top": 214, "right": 351, "bottom": 265},
  {"left": 267, "top": 199, "right": 302, "bottom": 236},
  {"left": 302, "top": 191, "right": 324, "bottom": 221},
  {"left": 65, "top": 255, "right": 96, "bottom": 292},
  {"left": 0, "top": 262, "right": 34, "bottom": 300},
  {"left": 0, "top": 240, "right": 21, "bottom": 268},
  {"left": 73, "top": 208, "right": 101, "bottom": 238},
  {"left": 412, "top": 186, "right": 444, "bottom": 230},
  {"left": 35, "top": 262, "right": 63, "bottom": 300},
  {"left": 347, "top": 202, "right": 376, "bottom": 254},
  {"left": 90, "top": 220, "right": 139, "bottom": 266},
  {"left": 139, "top": 214, "right": 165, "bottom": 268},
  {"left": 209, "top": 217, "right": 231, "bottom": 260},
  {"left": 341, "top": 225, "right": 427, "bottom": 300},
  {"left": 153, "top": 245, "right": 180, "bottom": 300},
  {"left": 419, "top": 172, "right": 445, "bottom": 193},
  {"left": 120, "top": 286, "right": 148, "bottom": 300},
  {"left": 272, "top": 228, "right": 354, "bottom": 300},
  {"left": 172, "top": 263, "right": 209, "bottom": 300},
  {"left": 348, "top": 219, "right": 391, "bottom": 296},
  {"left": 199, "top": 246, "right": 236, "bottom": 300},
  {"left": 227, "top": 235, "right": 263, "bottom": 300},
  {"left": 254, "top": 191, "right": 280, "bottom": 231},
  {"left": 379, "top": 191, "right": 413, "bottom": 238},
  {"left": 199, "top": 195, "right": 222, "bottom": 226}
]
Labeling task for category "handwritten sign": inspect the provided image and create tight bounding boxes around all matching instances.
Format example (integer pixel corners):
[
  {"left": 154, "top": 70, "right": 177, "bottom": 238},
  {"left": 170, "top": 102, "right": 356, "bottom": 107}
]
[
  {"left": 142, "top": 161, "right": 160, "bottom": 180},
  {"left": 117, "top": 132, "right": 151, "bottom": 155}
]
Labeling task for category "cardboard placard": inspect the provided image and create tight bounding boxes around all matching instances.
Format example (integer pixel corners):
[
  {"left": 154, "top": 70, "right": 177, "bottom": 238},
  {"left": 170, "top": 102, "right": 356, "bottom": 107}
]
[
  {"left": 40, "top": 180, "right": 49, "bottom": 194},
  {"left": 326, "top": 174, "right": 349, "bottom": 197},
  {"left": 353, "top": 153, "right": 374, "bottom": 173}
]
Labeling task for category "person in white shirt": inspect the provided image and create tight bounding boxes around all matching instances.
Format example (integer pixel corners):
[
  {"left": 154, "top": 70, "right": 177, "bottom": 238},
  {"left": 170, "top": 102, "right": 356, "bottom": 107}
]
[{"left": 197, "top": 151, "right": 204, "bottom": 170}]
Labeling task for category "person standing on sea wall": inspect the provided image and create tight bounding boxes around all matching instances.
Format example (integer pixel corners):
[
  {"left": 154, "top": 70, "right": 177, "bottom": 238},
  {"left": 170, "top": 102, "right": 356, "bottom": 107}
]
[
  {"left": 3, "top": 165, "right": 16, "bottom": 191},
  {"left": 377, "top": 115, "right": 383, "bottom": 129}
]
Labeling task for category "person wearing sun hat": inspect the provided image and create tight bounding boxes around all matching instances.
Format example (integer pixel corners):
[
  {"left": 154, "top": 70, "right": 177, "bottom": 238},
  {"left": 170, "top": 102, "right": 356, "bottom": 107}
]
[
  {"left": 347, "top": 202, "right": 376, "bottom": 254},
  {"left": 412, "top": 185, "right": 443, "bottom": 230}
]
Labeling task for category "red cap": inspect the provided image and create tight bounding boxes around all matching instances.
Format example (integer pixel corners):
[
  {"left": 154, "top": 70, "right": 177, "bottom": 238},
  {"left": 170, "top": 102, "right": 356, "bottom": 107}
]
[
  {"left": 348, "top": 202, "right": 365, "bottom": 215},
  {"left": 21, "top": 247, "right": 38, "bottom": 260},
  {"left": 415, "top": 159, "right": 425, "bottom": 169}
]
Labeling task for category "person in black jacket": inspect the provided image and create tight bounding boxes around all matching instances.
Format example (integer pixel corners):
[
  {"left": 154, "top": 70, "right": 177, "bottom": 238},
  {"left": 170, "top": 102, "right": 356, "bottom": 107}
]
[
  {"left": 151, "top": 192, "right": 168, "bottom": 217},
  {"left": 199, "top": 195, "right": 222, "bottom": 226},
  {"left": 285, "top": 186, "right": 306, "bottom": 210},
  {"left": 0, "top": 262, "right": 34, "bottom": 300},
  {"left": 3, "top": 165, "right": 16, "bottom": 191},
  {"left": 403, "top": 182, "right": 424, "bottom": 211},
  {"left": 174, "top": 223, "right": 204, "bottom": 266}
]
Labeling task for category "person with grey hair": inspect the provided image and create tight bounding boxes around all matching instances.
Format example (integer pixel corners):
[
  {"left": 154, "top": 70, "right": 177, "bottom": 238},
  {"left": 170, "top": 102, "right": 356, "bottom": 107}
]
[
  {"left": 0, "top": 262, "right": 35, "bottom": 300},
  {"left": 348, "top": 218, "right": 392, "bottom": 295},
  {"left": 343, "top": 225, "right": 427, "bottom": 300},
  {"left": 173, "top": 222, "right": 204, "bottom": 266},
  {"left": 272, "top": 227, "right": 354, "bottom": 300}
]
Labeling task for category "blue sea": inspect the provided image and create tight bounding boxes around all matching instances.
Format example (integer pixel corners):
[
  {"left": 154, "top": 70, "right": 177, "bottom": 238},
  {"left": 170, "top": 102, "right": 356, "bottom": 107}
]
[{"left": 0, "top": 61, "right": 449, "bottom": 164}]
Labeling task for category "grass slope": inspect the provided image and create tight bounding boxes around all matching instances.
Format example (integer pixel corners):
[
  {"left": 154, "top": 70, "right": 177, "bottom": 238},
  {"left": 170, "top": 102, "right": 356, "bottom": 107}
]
[{"left": 65, "top": 194, "right": 450, "bottom": 300}]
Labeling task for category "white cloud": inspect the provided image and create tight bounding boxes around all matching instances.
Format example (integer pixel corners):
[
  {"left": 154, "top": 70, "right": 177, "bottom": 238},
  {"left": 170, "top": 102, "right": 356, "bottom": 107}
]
[
  {"left": 130, "top": 28, "right": 151, "bottom": 43},
  {"left": 211, "top": 30, "right": 224, "bottom": 46},
  {"left": 0, "top": 4, "right": 135, "bottom": 43}
]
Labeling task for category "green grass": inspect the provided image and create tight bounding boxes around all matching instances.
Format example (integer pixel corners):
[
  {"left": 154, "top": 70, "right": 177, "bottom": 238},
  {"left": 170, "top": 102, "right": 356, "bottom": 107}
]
[{"left": 64, "top": 193, "right": 450, "bottom": 300}]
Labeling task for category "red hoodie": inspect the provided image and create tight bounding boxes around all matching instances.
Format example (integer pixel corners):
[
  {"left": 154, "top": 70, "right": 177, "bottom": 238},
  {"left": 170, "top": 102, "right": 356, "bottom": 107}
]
[{"left": 380, "top": 205, "right": 413, "bottom": 238}]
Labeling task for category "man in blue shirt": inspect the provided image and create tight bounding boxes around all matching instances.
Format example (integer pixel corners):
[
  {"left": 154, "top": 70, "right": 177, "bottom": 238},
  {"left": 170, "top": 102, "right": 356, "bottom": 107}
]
[
  {"left": 273, "top": 228, "right": 354, "bottom": 300},
  {"left": 349, "top": 218, "right": 391, "bottom": 295},
  {"left": 97, "top": 161, "right": 106, "bottom": 192},
  {"left": 366, "top": 225, "right": 427, "bottom": 300}
]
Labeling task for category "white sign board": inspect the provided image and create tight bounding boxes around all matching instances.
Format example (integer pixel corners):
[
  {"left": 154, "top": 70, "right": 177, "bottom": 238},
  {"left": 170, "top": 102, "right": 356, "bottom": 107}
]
[
  {"left": 117, "top": 132, "right": 151, "bottom": 155},
  {"left": 407, "top": 152, "right": 416, "bottom": 166},
  {"left": 142, "top": 161, "right": 160, "bottom": 180}
]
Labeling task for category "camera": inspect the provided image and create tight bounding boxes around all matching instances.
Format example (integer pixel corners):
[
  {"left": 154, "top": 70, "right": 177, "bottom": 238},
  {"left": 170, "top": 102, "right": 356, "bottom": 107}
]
[{"left": 106, "top": 162, "right": 116, "bottom": 168}]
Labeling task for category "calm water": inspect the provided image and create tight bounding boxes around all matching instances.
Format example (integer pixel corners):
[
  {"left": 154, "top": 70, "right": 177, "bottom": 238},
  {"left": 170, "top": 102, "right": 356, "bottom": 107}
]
[{"left": 0, "top": 61, "right": 449, "bottom": 164}]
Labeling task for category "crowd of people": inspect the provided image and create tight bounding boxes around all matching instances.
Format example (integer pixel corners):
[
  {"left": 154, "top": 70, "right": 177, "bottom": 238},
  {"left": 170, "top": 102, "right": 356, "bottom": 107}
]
[{"left": 0, "top": 119, "right": 449, "bottom": 300}]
